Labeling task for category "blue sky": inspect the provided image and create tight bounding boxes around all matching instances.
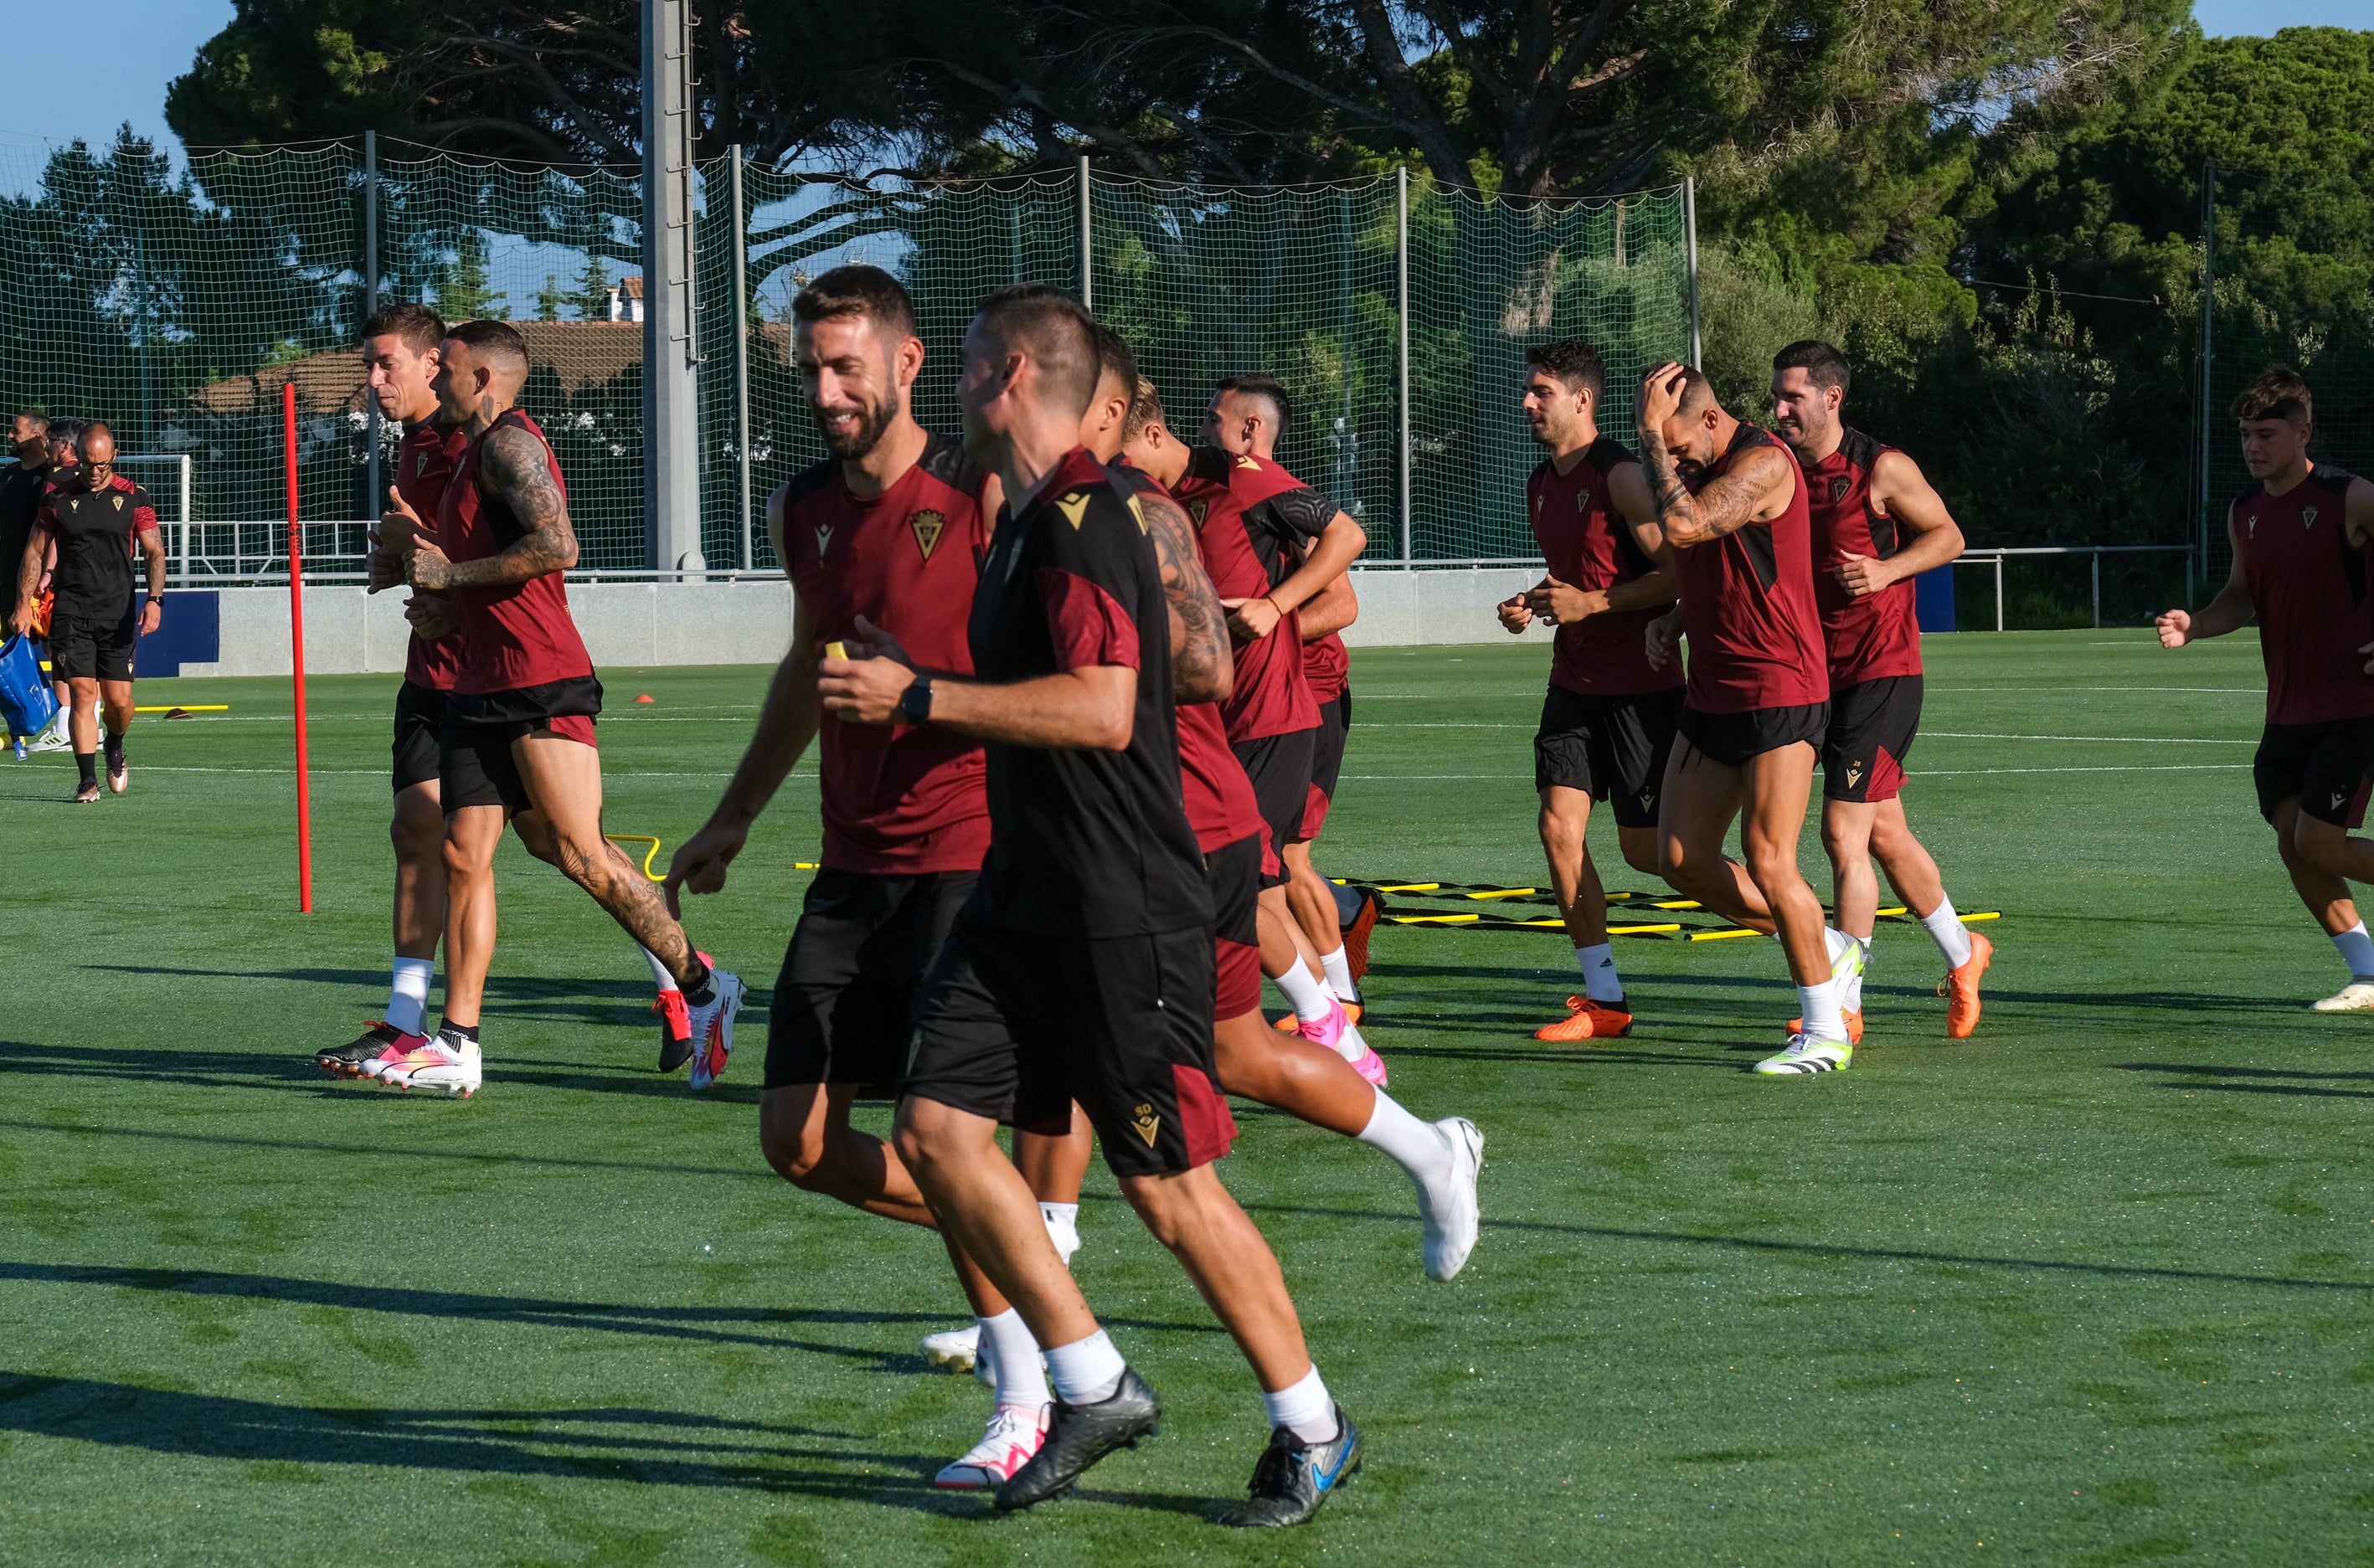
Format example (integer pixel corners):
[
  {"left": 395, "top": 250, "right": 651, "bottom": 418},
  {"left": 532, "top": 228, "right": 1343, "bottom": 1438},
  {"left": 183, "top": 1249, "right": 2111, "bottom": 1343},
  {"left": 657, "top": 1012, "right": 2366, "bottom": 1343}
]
[{"left": 0, "top": 0, "right": 2361, "bottom": 195}]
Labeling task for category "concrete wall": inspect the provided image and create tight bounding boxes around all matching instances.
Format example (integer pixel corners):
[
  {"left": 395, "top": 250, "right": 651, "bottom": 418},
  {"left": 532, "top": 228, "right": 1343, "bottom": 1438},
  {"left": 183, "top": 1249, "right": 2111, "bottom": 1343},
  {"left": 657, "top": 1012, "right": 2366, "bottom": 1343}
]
[{"left": 166, "top": 567, "right": 1552, "bottom": 678}]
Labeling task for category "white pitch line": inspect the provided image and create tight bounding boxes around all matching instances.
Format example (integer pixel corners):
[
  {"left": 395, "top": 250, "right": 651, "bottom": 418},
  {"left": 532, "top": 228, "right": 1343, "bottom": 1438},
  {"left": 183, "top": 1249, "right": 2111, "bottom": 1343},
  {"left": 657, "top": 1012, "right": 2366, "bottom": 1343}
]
[
  {"left": 1929, "top": 686, "right": 2263, "bottom": 695},
  {"left": 1923, "top": 732, "right": 2250, "bottom": 744},
  {"left": 1341, "top": 763, "right": 2253, "bottom": 780}
]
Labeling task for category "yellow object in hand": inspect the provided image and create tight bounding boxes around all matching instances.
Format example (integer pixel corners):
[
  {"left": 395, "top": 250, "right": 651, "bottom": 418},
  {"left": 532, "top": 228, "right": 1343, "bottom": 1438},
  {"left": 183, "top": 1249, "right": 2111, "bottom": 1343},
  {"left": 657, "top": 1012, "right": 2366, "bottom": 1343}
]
[{"left": 825, "top": 640, "right": 847, "bottom": 660}]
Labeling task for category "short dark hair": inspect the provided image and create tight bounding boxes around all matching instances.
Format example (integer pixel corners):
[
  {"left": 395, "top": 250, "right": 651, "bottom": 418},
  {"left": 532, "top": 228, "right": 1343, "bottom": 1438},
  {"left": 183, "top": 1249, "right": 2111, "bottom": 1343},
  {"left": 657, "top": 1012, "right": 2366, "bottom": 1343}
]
[
  {"left": 1214, "top": 373, "right": 1293, "bottom": 437},
  {"left": 1125, "top": 375, "right": 1167, "bottom": 442},
  {"left": 2234, "top": 364, "right": 2312, "bottom": 424},
  {"left": 45, "top": 418, "right": 81, "bottom": 449},
  {"left": 1774, "top": 339, "right": 1852, "bottom": 393},
  {"left": 973, "top": 283, "right": 1099, "bottom": 419},
  {"left": 445, "top": 317, "right": 529, "bottom": 373},
  {"left": 792, "top": 264, "right": 918, "bottom": 340},
  {"left": 1093, "top": 325, "right": 1138, "bottom": 400},
  {"left": 1525, "top": 340, "right": 1606, "bottom": 400},
  {"left": 363, "top": 302, "right": 447, "bottom": 357},
  {"left": 1661, "top": 364, "right": 1717, "bottom": 419}
]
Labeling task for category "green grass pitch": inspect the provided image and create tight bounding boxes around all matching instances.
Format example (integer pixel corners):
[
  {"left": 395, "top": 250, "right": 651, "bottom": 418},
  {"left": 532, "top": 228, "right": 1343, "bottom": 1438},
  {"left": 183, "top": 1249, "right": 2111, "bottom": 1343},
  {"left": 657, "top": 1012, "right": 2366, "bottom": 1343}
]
[{"left": 3, "top": 630, "right": 2371, "bottom": 1566}]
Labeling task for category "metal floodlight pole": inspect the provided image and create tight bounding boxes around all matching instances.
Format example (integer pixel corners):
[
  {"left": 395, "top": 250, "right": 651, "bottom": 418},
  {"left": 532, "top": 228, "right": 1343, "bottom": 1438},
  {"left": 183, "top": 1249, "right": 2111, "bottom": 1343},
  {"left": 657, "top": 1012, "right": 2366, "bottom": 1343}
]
[
  {"left": 363, "top": 130, "right": 381, "bottom": 524},
  {"left": 1683, "top": 176, "right": 1702, "bottom": 370},
  {"left": 178, "top": 454, "right": 192, "bottom": 584},
  {"left": 730, "top": 145, "right": 752, "bottom": 570},
  {"left": 643, "top": 0, "right": 705, "bottom": 578},
  {"left": 1078, "top": 152, "right": 1093, "bottom": 306},
  {"left": 1397, "top": 165, "right": 1413, "bottom": 568},
  {"left": 283, "top": 383, "right": 314, "bottom": 913}
]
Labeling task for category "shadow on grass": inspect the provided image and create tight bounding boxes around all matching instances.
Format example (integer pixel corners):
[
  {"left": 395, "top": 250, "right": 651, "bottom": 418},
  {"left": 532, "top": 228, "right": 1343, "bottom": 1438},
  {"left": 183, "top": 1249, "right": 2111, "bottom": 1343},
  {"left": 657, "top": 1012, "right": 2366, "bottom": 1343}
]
[
  {"left": 0, "top": 1373, "right": 968, "bottom": 1507},
  {"left": 0, "top": 1262, "right": 1224, "bottom": 1350},
  {"left": 2114, "top": 1061, "right": 2374, "bottom": 1100}
]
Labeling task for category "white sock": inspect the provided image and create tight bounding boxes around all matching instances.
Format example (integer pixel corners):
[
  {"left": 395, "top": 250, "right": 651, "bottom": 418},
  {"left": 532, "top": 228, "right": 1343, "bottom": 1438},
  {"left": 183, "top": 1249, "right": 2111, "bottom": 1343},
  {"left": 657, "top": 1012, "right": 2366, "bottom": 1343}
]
[
  {"left": 641, "top": 944, "right": 679, "bottom": 993},
  {"left": 1043, "top": 1329, "right": 1125, "bottom": 1406},
  {"left": 1841, "top": 939, "right": 1869, "bottom": 1012},
  {"left": 2333, "top": 923, "right": 2374, "bottom": 980},
  {"left": 979, "top": 1310, "right": 1050, "bottom": 1411},
  {"left": 1918, "top": 896, "right": 1975, "bottom": 968},
  {"left": 1573, "top": 942, "right": 1622, "bottom": 1003},
  {"left": 1797, "top": 976, "right": 1848, "bottom": 1044},
  {"left": 1318, "top": 944, "right": 1357, "bottom": 1000},
  {"left": 1823, "top": 926, "right": 1855, "bottom": 967},
  {"left": 387, "top": 957, "right": 434, "bottom": 1037},
  {"left": 1356, "top": 1092, "right": 1453, "bottom": 1186},
  {"left": 1262, "top": 1365, "right": 1339, "bottom": 1443},
  {"left": 1274, "top": 961, "right": 1334, "bottom": 1024},
  {"left": 1040, "top": 1201, "right": 1081, "bottom": 1266}
]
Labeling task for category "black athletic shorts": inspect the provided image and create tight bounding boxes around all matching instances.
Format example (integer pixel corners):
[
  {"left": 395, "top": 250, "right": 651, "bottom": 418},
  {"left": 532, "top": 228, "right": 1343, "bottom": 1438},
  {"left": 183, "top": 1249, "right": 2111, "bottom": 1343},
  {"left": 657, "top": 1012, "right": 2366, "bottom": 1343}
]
[
  {"left": 904, "top": 916, "right": 1235, "bottom": 1179},
  {"left": 48, "top": 606, "right": 135, "bottom": 682},
  {"left": 1209, "top": 830, "right": 1264, "bottom": 1019},
  {"left": 1821, "top": 675, "right": 1923, "bottom": 804},
  {"left": 1232, "top": 726, "right": 1316, "bottom": 881},
  {"left": 2255, "top": 717, "right": 2374, "bottom": 828},
  {"left": 1679, "top": 701, "right": 1830, "bottom": 769},
  {"left": 1301, "top": 692, "right": 1352, "bottom": 840},
  {"left": 1535, "top": 683, "right": 1684, "bottom": 829},
  {"left": 765, "top": 867, "right": 979, "bottom": 1095},
  {"left": 393, "top": 680, "right": 447, "bottom": 794},
  {"left": 439, "top": 674, "right": 604, "bottom": 814}
]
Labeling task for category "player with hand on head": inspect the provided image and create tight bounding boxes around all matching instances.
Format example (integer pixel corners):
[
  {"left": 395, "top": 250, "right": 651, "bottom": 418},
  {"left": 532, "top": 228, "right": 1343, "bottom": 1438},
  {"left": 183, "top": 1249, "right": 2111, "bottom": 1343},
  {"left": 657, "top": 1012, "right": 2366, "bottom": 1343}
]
[
  {"left": 1, "top": 410, "right": 71, "bottom": 755},
  {"left": 1770, "top": 339, "right": 1990, "bottom": 1041},
  {"left": 1497, "top": 340, "right": 1681, "bottom": 1041},
  {"left": 2158, "top": 365, "right": 2374, "bottom": 1010},
  {"left": 842, "top": 284, "right": 1358, "bottom": 1525},
  {"left": 9, "top": 421, "right": 162, "bottom": 803},
  {"left": 368, "top": 318, "right": 741, "bottom": 1097},
  {"left": 1635, "top": 364, "right": 1862, "bottom": 1075}
]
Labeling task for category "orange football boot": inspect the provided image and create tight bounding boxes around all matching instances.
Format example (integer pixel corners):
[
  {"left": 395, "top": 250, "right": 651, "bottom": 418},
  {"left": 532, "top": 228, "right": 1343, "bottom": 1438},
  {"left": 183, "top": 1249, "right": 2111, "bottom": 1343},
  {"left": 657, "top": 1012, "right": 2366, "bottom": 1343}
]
[
  {"left": 1941, "top": 930, "right": 1993, "bottom": 1038},
  {"left": 1275, "top": 999, "right": 1362, "bottom": 1032},
  {"left": 1534, "top": 995, "right": 1634, "bottom": 1042},
  {"left": 1342, "top": 890, "right": 1383, "bottom": 983},
  {"left": 1787, "top": 1008, "right": 1865, "bottom": 1045}
]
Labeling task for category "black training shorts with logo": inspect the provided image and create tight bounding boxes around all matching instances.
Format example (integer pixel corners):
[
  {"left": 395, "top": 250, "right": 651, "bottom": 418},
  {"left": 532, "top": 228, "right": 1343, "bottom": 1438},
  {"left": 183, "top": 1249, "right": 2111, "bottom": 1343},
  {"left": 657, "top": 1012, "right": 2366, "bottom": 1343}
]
[
  {"left": 438, "top": 674, "right": 605, "bottom": 814},
  {"left": 1820, "top": 674, "right": 1923, "bottom": 804},
  {"left": 47, "top": 607, "right": 136, "bottom": 682},
  {"left": 903, "top": 913, "right": 1236, "bottom": 1180},
  {"left": 1534, "top": 684, "right": 1683, "bottom": 828},
  {"left": 2254, "top": 717, "right": 2374, "bottom": 828},
  {"left": 1678, "top": 701, "right": 1830, "bottom": 769},
  {"left": 766, "top": 867, "right": 978, "bottom": 1096},
  {"left": 393, "top": 680, "right": 447, "bottom": 794},
  {"left": 1232, "top": 725, "right": 1316, "bottom": 880}
]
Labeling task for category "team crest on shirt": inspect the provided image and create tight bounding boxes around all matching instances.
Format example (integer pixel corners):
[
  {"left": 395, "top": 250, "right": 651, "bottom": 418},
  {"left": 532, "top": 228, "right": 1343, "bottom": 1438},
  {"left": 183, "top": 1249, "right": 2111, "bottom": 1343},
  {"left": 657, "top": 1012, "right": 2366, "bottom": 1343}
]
[
  {"left": 1130, "top": 1102, "right": 1161, "bottom": 1147},
  {"left": 814, "top": 523, "right": 834, "bottom": 556},
  {"left": 1125, "top": 495, "right": 1148, "bottom": 533},
  {"left": 2303, "top": 506, "right": 2320, "bottom": 530},
  {"left": 1574, "top": 486, "right": 1594, "bottom": 515},
  {"left": 1235, "top": 455, "right": 1261, "bottom": 470},
  {"left": 1831, "top": 476, "right": 1853, "bottom": 503},
  {"left": 111, "top": 495, "right": 123, "bottom": 511},
  {"left": 1054, "top": 491, "right": 1092, "bottom": 529},
  {"left": 909, "top": 509, "right": 945, "bottom": 559},
  {"left": 1187, "top": 498, "right": 1208, "bottom": 528},
  {"left": 2247, "top": 512, "right": 2258, "bottom": 537},
  {"left": 416, "top": 450, "right": 431, "bottom": 476},
  {"left": 1846, "top": 761, "right": 1864, "bottom": 789}
]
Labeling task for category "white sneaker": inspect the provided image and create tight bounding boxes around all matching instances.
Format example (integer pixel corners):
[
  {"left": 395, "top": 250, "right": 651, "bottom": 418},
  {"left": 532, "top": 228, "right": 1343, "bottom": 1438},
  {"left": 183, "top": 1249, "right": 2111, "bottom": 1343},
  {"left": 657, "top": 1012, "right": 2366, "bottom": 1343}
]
[
  {"left": 1755, "top": 1033, "right": 1852, "bottom": 1075},
  {"left": 383, "top": 1036, "right": 482, "bottom": 1097},
  {"left": 920, "top": 1324, "right": 980, "bottom": 1373},
  {"left": 1420, "top": 1117, "right": 1484, "bottom": 1282},
  {"left": 933, "top": 1402, "right": 1050, "bottom": 1490},
  {"left": 685, "top": 966, "right": 746, "bottom": 1091},
  {"left": 30, "top": 717, "right": 69, "bottom": 753},
  {"left": 2311, "top": 979, "right": 2374, "bottom": 1012}
]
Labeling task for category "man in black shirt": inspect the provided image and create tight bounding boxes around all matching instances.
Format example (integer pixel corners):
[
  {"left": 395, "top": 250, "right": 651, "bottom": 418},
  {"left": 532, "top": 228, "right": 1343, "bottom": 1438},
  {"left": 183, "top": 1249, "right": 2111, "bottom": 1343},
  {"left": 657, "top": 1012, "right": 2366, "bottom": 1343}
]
[
  {"left": 9, "top": 421, "right": 164, "bottom": 801},
  {"left": 2, "top": 412, "right": 70, "bottom": 753},
  {"left": 821, "top": 285, "right": 1359, "bottom": 1528}
]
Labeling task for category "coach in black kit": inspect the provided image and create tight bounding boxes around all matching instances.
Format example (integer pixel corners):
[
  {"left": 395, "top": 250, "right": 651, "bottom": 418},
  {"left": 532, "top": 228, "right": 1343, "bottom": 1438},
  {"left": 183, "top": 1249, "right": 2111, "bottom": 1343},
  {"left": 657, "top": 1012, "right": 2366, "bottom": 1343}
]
[{"left": 820, "top": 284, "right": 1361, "bottom": 1527}]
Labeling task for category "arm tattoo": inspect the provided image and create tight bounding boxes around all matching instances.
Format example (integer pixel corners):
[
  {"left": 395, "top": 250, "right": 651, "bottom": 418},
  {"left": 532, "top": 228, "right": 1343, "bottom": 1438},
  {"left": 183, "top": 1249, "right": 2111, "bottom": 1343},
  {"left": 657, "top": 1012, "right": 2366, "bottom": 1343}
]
[
  {"left": 1141, "top": 490, "right": 1232, "bottom": 702},
  {"left": 18, "top": 529, "right": 46, "bottom": 604},
  {"left": 1640, "top": 438, "right": 1787, "bottom": 548},
  {"left": 446, "top": 425, "right": 578, "bottom": 587}
]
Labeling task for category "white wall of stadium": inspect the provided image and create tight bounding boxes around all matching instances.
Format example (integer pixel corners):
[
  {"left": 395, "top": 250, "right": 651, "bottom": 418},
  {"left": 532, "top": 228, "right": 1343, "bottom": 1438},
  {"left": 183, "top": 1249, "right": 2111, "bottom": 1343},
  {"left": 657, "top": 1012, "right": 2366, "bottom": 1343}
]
[{"left": 156, "top": 569, "right": 1554, "bottom": 678}]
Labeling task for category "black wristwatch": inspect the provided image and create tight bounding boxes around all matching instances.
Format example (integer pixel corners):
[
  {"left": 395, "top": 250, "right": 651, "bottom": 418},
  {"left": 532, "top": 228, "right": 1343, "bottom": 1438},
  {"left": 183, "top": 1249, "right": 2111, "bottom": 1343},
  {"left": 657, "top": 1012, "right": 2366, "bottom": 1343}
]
[{"left": 899, "top": 676, "right": 934, "bottom": 725}]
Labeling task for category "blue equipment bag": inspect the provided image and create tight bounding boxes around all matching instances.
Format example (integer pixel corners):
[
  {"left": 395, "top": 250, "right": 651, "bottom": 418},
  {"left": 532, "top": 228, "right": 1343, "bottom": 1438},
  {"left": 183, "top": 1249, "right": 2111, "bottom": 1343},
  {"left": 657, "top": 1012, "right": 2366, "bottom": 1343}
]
[{"left": 0, "top": 634, "right": 58, "bottom": 740}]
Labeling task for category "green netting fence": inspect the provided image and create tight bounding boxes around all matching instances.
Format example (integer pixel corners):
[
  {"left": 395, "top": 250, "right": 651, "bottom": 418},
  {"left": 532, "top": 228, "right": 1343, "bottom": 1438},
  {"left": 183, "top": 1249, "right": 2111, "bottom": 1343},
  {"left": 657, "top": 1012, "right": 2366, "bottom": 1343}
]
[{"left": 0, "top": 137, "right": 1693, "bottom": 580}]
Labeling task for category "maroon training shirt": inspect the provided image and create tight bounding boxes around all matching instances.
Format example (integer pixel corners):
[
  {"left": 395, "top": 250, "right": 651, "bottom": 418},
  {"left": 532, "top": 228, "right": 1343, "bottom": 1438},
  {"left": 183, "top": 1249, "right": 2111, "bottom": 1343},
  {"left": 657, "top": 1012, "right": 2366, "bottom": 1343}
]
[
  {"left": 1804, "top": 429, "right": 1923, "bottom": 687},
  {"left": 1671, "top": 424, "right": 1828, "bottom": 714},
  {"left": 440, "top": 409, "right": 595, "bottom": 696},
  {"left": 1527, "top": 435, "right": 1680, "bottom": 697},
  {"left": 2233, "top": 465, "right": 2374, "bottom": 725},
  {"left": 1172, "top": 446, "right": 1321, "bottom": 743},
  {"left": 779, "top": 432, "right": 995, "bottom": 875},
  {"left": 397, "top": 418, "right": 470, "bottom": 691}
]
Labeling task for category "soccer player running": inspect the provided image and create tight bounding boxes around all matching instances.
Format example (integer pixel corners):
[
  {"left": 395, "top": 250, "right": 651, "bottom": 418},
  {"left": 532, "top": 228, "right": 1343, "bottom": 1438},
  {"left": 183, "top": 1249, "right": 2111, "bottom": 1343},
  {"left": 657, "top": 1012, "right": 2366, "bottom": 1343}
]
[
  {"left": 376, "top": 319, "right": 742, "bottom": 1096},
  {"left": 1203, "top": 376, "right": 1377, "bottom": 1022},
  {"left": 1635, "top": 365, "right": 1862, "bottom": 1075},
  {"left": 832, "top": 285, "right": 1359, "bottom": 1525},
  {"left": 1496, "top": 340, "right": 1681, "bottom": 1041},
  {"left": 1112, "top": 367, "right": 1482, "bottom": 1282},
  {"left": 9, "top": 421, "right": 162, "bottom": 803},
  {"left": 2157, "top": 365, "right": 2374, "bottom": 1010},
  {"left": 1, "top": 411, "right": 71, "bottom": 753},
  {"left": 1770, "top": 340, "right": 1992, "bottom": 1039}
]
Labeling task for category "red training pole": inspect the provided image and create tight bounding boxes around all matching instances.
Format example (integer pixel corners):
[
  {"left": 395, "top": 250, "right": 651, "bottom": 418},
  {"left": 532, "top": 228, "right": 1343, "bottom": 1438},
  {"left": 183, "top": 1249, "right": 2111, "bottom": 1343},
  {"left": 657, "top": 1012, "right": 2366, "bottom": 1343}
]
[{"left": 283, "top": 382, "right": 313, "bottom": 913}]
